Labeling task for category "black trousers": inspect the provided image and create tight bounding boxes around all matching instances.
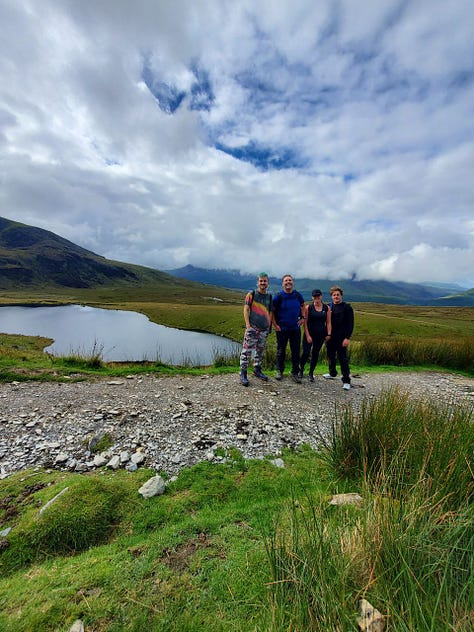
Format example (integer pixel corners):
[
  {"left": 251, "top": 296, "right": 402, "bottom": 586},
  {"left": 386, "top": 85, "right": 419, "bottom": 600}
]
[
  {"left": 326, "top": 338, "right": 351, "bottom": 384},
  {"left": 300, "top": 334, "right": 325, "bottom": 374},
  {"left": 276, "top": 328, "right": 301, "bottom": 375}
]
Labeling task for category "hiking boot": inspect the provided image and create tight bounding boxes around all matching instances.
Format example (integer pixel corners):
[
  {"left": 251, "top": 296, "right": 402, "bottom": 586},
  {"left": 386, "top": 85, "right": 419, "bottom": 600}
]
[
  {"left": 275, "top": 370, "right": 282, "bottom": 380},
  {"left": 253, "top": 367, "right": 269, "bottom": 381},
  {"left": 291, "top": 373, "right": 302, "bottom": 384},
  {"left": 323, "top": 373, "right": 336, "bottom": 379},
  {"left": 309, "top": 374, "right": 315, "bottom": 383},
  {"left": 240, "top": 370, "right": 249, "bottom": 387},
  {"left": 342, "top": 383, "right": 351, "bottom": 390}
]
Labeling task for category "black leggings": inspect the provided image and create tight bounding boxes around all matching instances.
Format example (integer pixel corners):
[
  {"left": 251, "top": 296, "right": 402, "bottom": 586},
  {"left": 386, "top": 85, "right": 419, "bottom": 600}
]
[{"left": 300, "top": 334, "right": 325, "bottom": 374}]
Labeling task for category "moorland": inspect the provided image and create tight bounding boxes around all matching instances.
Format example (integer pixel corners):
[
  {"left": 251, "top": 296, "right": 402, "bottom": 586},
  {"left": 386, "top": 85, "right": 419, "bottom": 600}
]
[{"left": 0, "top": 215, "right": 473, "bottom": 630}]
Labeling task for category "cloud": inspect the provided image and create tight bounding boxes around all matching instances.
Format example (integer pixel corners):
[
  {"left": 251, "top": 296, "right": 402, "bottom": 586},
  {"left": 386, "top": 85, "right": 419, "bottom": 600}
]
[{"left": 0, "top": 0, "right": 473, "bottom": 288}]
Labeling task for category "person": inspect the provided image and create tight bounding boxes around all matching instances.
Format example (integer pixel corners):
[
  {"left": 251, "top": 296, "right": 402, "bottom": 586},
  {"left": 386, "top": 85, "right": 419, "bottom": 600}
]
[
  {"left": 324, "top": 285, "right": 354, "bottom": 390},
  {"left": 299, "top": 289, "right": 331, "bottom": 382},
  {"left": 239, "top": 273, "right": 273, "bottom": 386},
  {"left": 272, "top": 274, "right": 305, "bottom": 383}
]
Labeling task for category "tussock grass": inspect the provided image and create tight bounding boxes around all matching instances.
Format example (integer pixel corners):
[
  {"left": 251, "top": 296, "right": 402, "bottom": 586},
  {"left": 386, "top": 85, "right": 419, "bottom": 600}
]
[
  {"left": 354, "top": 336, "right": 473, "bottom": 371},
  {"left": 0, "top": 474, "right": 146, "bottom": 575},
  {"left": 1, "top": 393, "right": 473, "bottom": 631},
  {"left": 268, "top": 390, "right": 474, "bottom": 631}
]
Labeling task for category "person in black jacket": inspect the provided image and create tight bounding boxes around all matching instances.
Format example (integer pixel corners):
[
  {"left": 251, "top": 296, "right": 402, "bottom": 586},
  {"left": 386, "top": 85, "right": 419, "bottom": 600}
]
[{"left": 324, "top": 285, "right": 354, "bottom": 390}]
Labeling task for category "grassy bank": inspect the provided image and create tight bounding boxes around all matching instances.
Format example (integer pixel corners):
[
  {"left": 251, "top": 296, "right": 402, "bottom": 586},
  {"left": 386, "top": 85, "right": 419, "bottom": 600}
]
[
  {"left": 0, "top": 294, "right": 473, "bottom": 380},
  {"left": 0, "top": 390, "right": 472, "bottom": 631}
]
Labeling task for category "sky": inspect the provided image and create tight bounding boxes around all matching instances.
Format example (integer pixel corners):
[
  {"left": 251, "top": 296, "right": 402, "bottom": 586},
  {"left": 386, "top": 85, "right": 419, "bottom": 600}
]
[{"left": 1, "top": 0, "right": 473, "bottom": 288}]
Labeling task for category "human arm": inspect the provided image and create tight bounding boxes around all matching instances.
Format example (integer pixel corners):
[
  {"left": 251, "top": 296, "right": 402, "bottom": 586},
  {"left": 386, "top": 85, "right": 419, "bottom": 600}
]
[
  {"left": 243, "top": 304, "right": 251, "bottom": 329},
  {"left": 271, "top": 294, "right": 281, "bottom": 331},
  {"left": 303, "top": 305, "right": 312, "bottom": 342},
  {"left": 325, "top": 305, "right": 332, "bottom": 340},
  {"left": 297, "top": 293, "right": 305, "bottom": 327},
  {"left": 342, "top": 304, "right": 354, "bottom": 347}
]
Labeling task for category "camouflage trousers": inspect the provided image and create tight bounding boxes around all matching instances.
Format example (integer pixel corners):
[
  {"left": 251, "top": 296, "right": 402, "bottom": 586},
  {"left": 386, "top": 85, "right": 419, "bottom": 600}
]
[{"left": 239, "top": 327, "right": 269, "bottom": 370}]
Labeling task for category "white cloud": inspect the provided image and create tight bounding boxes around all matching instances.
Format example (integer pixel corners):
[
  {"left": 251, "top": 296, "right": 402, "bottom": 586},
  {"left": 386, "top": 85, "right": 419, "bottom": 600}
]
[{"left": 0, "top": 0, "right": 473, "bottom": 288}]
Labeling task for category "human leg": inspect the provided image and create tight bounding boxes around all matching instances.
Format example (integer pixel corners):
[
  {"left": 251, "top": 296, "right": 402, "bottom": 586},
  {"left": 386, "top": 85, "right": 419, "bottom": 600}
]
[
  {"left": 288, "top": 328, "right": 302, "bottom": 377},
  {"left": 275, "top": 330, "right": 289, "bottom": 374},
  {"left": 309, "top": 337, "right": 324, "bottom": 375},
  {"left": 253, "top": 329, "right": 268, "bottom": 370},
  {"left": 253, "top": 330, "right": 269, "bottom": 380},
  {"left": 239, "top": 327, "right": 258, "bottom": 370},
  {"left": 300, "top": 337, "right": 311, "bottom": 375},
  {"left": 325, "top": 338, "right": 338, "bottom": 377},
  {"left": 337, "top": 344, "right": 351, "bottom": 385}
]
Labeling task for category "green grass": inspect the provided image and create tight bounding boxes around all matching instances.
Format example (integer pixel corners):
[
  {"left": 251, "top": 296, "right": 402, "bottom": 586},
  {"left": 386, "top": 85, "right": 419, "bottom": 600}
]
[
  {"left": 1, "top": 393, "right": 472, "bottom": 631},
  {"left": 1, "top": 297, "right": 473, "bottom": 381}
]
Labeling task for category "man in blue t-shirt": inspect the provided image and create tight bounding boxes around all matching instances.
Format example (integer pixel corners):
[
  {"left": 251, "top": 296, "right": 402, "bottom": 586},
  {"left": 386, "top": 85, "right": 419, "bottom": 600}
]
[{"left": 272, "top": 274, "right": 305, "bottom": 383}]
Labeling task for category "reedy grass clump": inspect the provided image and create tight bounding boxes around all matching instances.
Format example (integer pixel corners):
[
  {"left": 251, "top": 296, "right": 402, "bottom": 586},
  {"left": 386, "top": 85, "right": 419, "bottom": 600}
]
[
  {"left": 323, "top": 387, "right": 474, "bottom": 506},
  {"left": 267, "top": 390, "right": 474, "bottom": 630},
  {"left": 355, "top": 336, "right": 473, "bottom": 371}
]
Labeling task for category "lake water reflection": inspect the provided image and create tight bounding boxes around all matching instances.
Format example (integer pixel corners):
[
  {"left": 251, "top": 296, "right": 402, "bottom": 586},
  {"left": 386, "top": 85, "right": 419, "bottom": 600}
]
[{"left": 0, "top": 305, "right": 240, "bottom": 365}]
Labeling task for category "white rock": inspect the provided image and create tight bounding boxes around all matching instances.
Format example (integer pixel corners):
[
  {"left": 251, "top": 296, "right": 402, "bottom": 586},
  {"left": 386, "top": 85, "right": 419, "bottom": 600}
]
[
  {"left": 106, "top": 455, "right": 121, "bottom": 470},
  {"left": 138, "top": 475, "right": 166, "bottom": 498},
  {"left": 93, "top": 454, "right": 108, "bottom": 467}
]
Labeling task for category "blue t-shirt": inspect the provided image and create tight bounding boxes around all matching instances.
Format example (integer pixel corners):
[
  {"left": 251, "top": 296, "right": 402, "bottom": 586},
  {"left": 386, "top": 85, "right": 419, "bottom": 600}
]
[{"left": 273, "top": 290, "right": 304, "bottom": 330}]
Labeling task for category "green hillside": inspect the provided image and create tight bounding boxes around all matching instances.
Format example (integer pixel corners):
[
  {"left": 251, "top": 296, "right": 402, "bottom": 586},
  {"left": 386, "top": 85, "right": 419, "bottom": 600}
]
[{"left": 0, "top": 216, "right": 240, "bottom": 304}]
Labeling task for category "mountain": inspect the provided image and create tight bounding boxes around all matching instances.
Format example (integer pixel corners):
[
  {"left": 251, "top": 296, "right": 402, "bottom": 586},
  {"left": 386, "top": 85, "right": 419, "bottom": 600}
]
[
  {"left": 167, "top": 265, "right": 474, "bottom": 306},
  {"left": 0, "top": 216, "right": 217, "bottom": 296},
  {"left": 1, "top": 216, "right": 471, "bottom": 305}
]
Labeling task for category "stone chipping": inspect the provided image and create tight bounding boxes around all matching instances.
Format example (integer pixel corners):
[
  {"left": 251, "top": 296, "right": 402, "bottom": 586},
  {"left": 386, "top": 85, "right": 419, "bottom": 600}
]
[{"left": 0, "top": 371, "right": 472, "bottom": 479}]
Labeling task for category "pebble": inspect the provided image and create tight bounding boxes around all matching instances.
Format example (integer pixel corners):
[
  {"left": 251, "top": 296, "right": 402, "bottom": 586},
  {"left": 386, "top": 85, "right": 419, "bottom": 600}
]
[{"left": 0, "top": 372, "right": 472, "bottom": 480}]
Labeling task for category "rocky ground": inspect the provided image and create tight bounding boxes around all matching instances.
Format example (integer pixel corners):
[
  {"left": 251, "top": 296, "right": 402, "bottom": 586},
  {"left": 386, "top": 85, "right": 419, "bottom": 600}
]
[{"left": 1, "top": 370, "right": 473, "bottom": 479}]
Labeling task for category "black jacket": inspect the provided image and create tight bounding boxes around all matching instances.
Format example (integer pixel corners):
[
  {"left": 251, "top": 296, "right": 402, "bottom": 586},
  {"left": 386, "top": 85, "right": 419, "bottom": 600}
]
[{"left": 330, "top": 301, "right": 354, "bottom": 340}]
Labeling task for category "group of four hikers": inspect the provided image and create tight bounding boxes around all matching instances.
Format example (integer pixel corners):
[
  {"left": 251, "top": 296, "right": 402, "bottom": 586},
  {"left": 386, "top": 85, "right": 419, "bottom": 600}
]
[{"left": 239, "top": 273, "right": 354, "bottom": 389}]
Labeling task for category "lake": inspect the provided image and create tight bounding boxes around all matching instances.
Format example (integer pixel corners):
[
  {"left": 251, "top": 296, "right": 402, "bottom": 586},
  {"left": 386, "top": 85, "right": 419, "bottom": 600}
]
[{"left": 0, "top": 304, "right": 240, "bottom": 365}]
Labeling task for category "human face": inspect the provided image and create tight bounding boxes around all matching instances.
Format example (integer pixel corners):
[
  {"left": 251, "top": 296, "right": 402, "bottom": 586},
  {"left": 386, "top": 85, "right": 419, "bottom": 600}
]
[
  {"left": 282, "top": 275, "right": 294, "bottom": 293},
  {"left": 257, "top": 276, "right": 268, "bottom": 293},
  {"left": 313, "top": 294, "right": 322, "bottom": 304},
  {"left": 331, "top": 290, "right": 343, "bottom": 304}
]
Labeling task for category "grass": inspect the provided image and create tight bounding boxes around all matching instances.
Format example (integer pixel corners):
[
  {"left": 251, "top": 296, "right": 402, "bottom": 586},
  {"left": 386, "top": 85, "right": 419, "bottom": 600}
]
[
  {"left": 1, "top": 300, "right": 473, "bottom": 382},
  {"left": 0, "top": 392, "right": 472, "bottom": 631}
]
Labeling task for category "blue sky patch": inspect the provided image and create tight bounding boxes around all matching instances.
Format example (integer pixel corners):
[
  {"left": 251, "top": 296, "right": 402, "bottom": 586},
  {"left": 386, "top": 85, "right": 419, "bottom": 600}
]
[{"left": 215, "top": 140, "right": 307, "bottom": 170}]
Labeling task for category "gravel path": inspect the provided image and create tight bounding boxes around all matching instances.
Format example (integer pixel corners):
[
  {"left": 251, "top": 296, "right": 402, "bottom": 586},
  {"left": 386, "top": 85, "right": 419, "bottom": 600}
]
[{"left": 1, "top": 371, "right": 473, "bottom": 479}]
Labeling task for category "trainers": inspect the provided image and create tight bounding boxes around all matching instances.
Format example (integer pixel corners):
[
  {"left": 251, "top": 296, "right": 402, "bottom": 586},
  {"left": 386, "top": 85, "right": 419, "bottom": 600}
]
[
  {"left": 323, "top": 373, "right": 336, "bottom": 379},
  {"left": 309, "top": 374, "right": 315, "bottom": 383},
  {"left": 240, "top": 370, "right": 249, "bottom": 387},
  {"left": 253, "top": 367, "right": 269, "bottom": 381},
  {"left": 275, "top": 371, "right": 282, "bottom": 381},
  {"left": 342, "top": 383, "right": 351, "bottom": 390},
  {"left": 291, "top": 373, "right": 302, "bottom": 384}
]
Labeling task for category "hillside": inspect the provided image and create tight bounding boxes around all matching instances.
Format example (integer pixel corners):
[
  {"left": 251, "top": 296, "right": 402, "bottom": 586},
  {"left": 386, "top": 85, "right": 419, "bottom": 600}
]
[
  {"left": 0, "top": 217, "right": 239, "bottom": 305},
  {"left": 167, "top": 265, "right": 474, "bottom": 306},
  {"left": 1, "top": 216, "right": 472, "bottom": 305},
  {"left": 0, "top": 216, "right": 181, "bottom": 290}
]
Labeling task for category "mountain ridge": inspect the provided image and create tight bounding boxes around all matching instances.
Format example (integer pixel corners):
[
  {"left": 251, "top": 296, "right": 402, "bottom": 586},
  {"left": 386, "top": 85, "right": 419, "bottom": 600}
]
[
  {"left": 166, "top": 265, "right": 474, "bottom": 306},
  {"left": 0, "top": 216, "right": 472, "bottom": 305}
]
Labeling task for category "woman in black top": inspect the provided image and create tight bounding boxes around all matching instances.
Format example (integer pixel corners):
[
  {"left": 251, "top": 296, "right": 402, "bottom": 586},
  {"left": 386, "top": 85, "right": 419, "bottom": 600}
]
[{"left": 299, "top": 289, "right": 331, "bottom": 382}]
